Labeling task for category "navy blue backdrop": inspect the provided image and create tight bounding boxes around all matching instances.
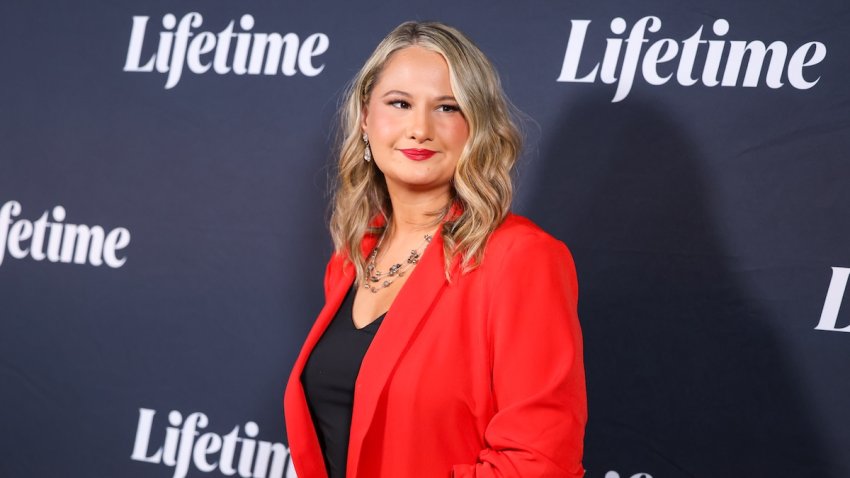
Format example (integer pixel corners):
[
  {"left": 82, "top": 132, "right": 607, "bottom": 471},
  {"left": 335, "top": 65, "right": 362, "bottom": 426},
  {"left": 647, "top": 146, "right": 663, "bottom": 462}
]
[{"left": 2, "top": 1, "right": 849, "bottom": 477}]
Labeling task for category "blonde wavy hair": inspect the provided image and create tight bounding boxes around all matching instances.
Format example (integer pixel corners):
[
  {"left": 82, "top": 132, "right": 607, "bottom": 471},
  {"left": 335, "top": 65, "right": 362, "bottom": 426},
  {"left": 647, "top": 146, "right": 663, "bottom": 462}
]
[{"left": 330, "top": 21, "right": 522, "bottom": 280}]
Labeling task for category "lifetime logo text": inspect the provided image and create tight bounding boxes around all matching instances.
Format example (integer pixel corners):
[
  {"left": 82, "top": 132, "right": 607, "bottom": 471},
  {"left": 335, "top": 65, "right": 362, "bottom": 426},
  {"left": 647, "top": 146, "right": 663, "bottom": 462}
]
[
  {"left": 131, "top": 408, "right": 294, "bottom": 478},
  {"left": 124, "top": 12, "right": 330, "bottom": 89},
  {"left": 604, "top": 472, "right": 653, "bottom": 478},
  {"left": 0, "top": 200, "right": 130, "bottom": 268},
  {"left": 815, "top": 266, "right": 850, "bottom": 333},
  {"left": 558, "top": 16, "right": 827, "bottom": 102}
]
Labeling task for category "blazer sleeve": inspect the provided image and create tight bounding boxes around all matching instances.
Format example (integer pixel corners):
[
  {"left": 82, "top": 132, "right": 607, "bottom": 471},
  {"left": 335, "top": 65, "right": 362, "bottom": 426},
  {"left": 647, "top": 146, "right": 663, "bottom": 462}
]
[{"left": 452, "top": 234, "right": 587, "bottom": 478}]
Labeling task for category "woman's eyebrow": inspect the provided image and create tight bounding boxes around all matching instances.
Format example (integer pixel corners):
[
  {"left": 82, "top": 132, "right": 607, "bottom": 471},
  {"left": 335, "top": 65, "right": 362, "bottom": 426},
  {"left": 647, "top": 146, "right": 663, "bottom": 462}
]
[
  {"left": 381, "top": 90, "right": 411, "bottom": 98},
  {"left": 380, "top": 90, "right": 457, "bottom": 102}
]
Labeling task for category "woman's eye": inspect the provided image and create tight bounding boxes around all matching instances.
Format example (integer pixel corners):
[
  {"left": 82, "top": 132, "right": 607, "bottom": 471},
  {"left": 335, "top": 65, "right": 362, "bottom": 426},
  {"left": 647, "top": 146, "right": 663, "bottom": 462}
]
[
  {"left": 389, "top": 100, "right": 410, "bottom": 109},
  {"left": 438, "top": 104, "right": 461, "bottom": 113}
]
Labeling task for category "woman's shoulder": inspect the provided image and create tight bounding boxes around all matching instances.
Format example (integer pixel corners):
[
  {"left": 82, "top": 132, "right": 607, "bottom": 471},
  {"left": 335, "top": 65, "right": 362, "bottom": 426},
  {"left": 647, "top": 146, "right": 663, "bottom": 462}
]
[
  {"left": 324, "top": 248, "right": 355, "bottom": 282},
  {"left": 481, "top": 213, "right": 573, "bottom": 271},
  {"left": 488, "top": 213, "right": 568, "bottom": 253}
]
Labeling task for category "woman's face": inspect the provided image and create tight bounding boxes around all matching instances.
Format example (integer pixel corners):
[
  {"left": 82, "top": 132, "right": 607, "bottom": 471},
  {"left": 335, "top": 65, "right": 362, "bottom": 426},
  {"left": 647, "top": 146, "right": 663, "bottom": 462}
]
[{"left": 362, "top": 46, "right": 469, "bottom": 200}]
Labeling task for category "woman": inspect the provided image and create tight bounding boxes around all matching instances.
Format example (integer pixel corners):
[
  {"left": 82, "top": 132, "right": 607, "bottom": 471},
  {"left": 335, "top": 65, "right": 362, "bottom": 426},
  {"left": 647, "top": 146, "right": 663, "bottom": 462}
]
[{"left": 284, "top": 21, "right": 586, "bottom": 478}]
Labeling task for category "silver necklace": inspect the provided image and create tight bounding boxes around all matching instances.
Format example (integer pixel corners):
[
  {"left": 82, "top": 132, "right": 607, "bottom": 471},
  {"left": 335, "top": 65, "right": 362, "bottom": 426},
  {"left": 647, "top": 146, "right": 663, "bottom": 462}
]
[{"left": 364, "top": 230, "right": 434, "bottom": 293}]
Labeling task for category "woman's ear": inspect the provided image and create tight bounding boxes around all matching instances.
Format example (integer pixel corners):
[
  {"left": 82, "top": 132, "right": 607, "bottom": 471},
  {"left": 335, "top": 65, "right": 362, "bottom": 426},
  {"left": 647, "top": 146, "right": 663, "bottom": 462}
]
[{"left": 360, "top": 104, "right": 369, "bottom": 131}]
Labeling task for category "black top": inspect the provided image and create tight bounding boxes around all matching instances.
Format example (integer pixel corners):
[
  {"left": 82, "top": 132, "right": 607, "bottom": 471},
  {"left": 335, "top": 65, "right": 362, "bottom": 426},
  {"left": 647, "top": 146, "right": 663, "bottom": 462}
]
[{"left": 301, "top": 287, "right": 385, "bottom": 478}]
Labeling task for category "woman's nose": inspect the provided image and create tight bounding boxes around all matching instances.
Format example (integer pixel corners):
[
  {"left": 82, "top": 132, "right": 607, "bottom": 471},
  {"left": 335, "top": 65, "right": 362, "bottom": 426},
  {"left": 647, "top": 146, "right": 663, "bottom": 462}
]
[{"left": 407, "top": 109, "right": 433, "bottom": 142}]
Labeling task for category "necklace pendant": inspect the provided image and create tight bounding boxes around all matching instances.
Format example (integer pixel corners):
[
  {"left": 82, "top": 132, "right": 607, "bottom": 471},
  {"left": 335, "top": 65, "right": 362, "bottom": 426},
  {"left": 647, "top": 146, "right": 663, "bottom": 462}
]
[
  {"left": 363, "top": 229, "right": 434, "bottom": 293},
  {"left": 407, "top": 250, "right": 420, "bottom": 264}
]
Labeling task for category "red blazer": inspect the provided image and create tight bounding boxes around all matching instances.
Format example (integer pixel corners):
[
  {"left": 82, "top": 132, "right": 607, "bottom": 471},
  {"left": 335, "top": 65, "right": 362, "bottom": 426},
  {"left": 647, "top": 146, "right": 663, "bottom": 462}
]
[{"left": 284, "top": 214, "right": 587, "bottom": 477}]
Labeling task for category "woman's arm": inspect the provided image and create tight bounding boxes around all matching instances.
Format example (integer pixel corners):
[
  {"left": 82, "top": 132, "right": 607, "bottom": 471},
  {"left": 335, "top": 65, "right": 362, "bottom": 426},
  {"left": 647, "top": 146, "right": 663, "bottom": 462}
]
[{"left": 452, "top": 235, "right": 587, "bottom": 478}]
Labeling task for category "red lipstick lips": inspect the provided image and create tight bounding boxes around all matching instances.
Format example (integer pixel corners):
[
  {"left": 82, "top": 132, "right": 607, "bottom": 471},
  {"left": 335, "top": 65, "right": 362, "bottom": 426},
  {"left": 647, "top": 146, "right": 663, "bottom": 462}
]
[{"left": 400, "top": 148, "right": 436, "bottom": 161}]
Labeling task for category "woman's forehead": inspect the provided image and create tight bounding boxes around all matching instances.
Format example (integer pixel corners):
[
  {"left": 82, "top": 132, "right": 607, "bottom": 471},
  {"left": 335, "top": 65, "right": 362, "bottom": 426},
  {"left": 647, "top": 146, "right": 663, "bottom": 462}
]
[{"left": 372, "top": 46, "right": 454, "bottom": 98}]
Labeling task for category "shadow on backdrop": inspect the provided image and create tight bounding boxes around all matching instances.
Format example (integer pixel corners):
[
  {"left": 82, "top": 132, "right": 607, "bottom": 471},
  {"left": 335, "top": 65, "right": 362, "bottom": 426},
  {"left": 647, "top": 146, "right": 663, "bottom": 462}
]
[{"left": 524, "top": 95, "right": 833, "bottom": 477}]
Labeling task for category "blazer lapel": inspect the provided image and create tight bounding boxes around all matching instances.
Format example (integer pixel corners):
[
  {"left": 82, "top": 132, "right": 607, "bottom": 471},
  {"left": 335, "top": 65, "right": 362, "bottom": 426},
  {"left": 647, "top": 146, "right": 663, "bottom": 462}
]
[
  {"left": 284, "top": 254, "right": 356, "bottom": 478},
  {"left": 347, "top": 229, "right": 449, "bottom": 476}
]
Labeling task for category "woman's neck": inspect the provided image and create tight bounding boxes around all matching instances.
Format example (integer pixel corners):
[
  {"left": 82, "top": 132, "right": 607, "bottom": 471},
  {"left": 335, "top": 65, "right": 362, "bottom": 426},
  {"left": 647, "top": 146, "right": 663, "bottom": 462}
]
[{"left": 385, "top": 187, "right": 451, "bottom": 240}]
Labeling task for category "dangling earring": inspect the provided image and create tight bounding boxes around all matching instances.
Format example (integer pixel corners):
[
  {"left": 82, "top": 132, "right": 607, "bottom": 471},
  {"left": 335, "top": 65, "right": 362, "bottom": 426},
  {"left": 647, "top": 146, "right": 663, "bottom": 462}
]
[{"left": 363, "top": 133, "right": 372, "bottom": 162}]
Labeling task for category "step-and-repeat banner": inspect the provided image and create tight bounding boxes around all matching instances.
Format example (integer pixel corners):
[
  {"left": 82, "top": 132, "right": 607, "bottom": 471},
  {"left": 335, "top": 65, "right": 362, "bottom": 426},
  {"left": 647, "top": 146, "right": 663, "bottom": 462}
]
[{"left": 2, "top": 1, "right": 848, "bottom": 477}]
